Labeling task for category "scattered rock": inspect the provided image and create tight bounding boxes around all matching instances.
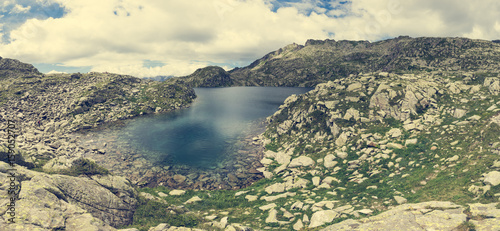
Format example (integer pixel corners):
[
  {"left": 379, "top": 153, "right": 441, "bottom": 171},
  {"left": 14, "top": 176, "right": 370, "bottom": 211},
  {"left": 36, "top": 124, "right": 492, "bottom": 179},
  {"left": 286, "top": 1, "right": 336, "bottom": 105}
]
[
  {"left": 387, "top": 143, "right": 404, "bottom": 149},
  {"left": 336, "top": 151, "right": 348, "bottom": 159},
  {"left": 483, "top": 171, "right": 500, "bottom": 186},
  {"left": 312, "top": 176, "right": 321, "bottom": 186},
  {"left": 259, "top": 203, "right": 277, "bottom": 211},
  {"left": 321, "top": 201, "right": 466, "bottom": 231},
  {"left": 453, "top": 109, "right": 467, "bottom": 118},
  {"left": 265, "top": 183, "right": 286, "bottom": 194},
  {"left": 184, "top": 196, "right": 202, "bottom": 204},
  {"left": 309, "top": 210, "right": 339, "bottom": 228},
  {"left": 387, "top": 128, "right": 402, "bottom": 138},
  {"left": 265, "top": 209, "right": 279, "bottom": 223},
  {"left": 293, "top": 219, "right": 304, "bottom": 230},
  {"left": 405, "top": 138, "right": 418, "bottom": 145},
  {"left": 158, "top": 192, "right": 169, "bottom": 197},
  {"left": 343, "top": 108, "right": 360, "bottom": 120},
  {"left": 289, "top": 156, "right": 315, "bottom": 168},
  {"left": 235, "top": 191, "right": 249, "bottom": 196},
  {"left": 394, "top": 196, "right": 407, "bottom": 204},
  {"left": 358, "top": 209, "right": 373, "bottom": 215},
  {"left": 335, "top": 132, "right": 349, "bottom": 146},
  {"left": 169, "top": 190, "right": 186, "bottom": 196},
  {"left": 173, "top": 174, "right": 187, "bottom": 184},
  {"left": 245, "top": 195, "right": 258, "bottom": 202},
  {"left": 323, "top": 154, "right": 337, "bottom": 168}
]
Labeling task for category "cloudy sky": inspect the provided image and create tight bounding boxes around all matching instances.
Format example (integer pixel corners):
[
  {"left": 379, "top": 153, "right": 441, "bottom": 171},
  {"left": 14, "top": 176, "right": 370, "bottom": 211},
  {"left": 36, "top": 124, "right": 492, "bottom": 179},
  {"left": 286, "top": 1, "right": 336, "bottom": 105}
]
[{"left": 0, "top": 0, "right": 499, "bottom": 77}]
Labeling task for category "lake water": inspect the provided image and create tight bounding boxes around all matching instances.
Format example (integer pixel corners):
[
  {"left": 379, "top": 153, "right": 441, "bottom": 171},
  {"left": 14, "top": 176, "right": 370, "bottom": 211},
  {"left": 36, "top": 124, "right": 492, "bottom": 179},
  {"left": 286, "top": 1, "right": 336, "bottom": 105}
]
[{"left": 118, "top": 87, "right": 311, "bottom": 169}]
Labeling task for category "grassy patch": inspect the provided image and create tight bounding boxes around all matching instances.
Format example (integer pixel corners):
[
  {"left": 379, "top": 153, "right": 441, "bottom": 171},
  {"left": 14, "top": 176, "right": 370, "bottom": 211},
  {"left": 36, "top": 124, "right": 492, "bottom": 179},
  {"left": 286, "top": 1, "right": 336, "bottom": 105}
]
[
  {"left": 129, "top": 200, "right": 202, "bottom": 231},
  {"left": 59, "top": 158, "right": 110, "bottom": 176}
]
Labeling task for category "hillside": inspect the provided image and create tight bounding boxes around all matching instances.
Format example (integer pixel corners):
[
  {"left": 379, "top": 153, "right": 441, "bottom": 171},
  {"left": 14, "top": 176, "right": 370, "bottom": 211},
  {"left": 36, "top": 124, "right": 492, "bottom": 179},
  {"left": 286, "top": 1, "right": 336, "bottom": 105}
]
[
  {"left": 181, "top": 37, "right": 500, "bottom": 87},
  {"left": 259, "top": 70, "right": 500, "bottom": 230},
  {"left": 0, "top": 62, "right": 196, "bottom": 230},
  {"left": 1, "top": 37, "right": 500, "bottom": 231},
  {"left": 126, "top": 70, "right": 499, "bottom": 231},
  {"left": 169, "top": 66, "right": 233, "bottom": 87},
  {"left": 130, "top": 38, "right": 500, "bottom": 231}
]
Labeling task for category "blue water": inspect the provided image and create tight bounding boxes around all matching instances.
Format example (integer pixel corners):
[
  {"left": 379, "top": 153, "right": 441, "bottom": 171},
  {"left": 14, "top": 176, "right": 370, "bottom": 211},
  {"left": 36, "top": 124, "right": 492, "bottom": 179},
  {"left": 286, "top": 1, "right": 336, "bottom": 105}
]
[{"left": 120, "top": 87, "right": 311, "bottom": 168}]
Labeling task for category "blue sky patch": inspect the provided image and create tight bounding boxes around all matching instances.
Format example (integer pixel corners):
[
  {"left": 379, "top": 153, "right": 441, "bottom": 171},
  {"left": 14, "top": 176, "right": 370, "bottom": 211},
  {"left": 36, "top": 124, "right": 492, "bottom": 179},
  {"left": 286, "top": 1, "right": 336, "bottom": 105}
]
[
  {"left": 269, "top": 0, "right": 350, "bottom": 17},
  {"left": 0, "top": 0, "right": 66, "bottom": 43},
  {"left": 143, "top": 60, "right": 166, "bottom": 68},
  {"left": 34, "top": 63, "right": 91, "bottom": 74}
]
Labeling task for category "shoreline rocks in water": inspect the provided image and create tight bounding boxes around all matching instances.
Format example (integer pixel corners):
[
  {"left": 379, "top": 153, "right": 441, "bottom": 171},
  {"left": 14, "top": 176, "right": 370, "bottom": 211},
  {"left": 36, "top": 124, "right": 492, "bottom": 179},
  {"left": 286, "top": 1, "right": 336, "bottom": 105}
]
[
  {"left": 0, "top": 63, "right": 197, "bottom": 229},
  {"left": 79, "top": 119, "right": 267, "bottom": 190},
  {"left": 0, "top": 70, "right": 196, "bottom": 168}
]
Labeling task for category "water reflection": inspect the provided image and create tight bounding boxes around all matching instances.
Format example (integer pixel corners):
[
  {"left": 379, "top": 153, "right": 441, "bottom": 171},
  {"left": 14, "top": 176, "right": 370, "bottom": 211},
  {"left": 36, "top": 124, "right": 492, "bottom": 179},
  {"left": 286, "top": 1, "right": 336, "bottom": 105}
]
[{"left": 119, "top": 87, "right": 311, "bottom": 168}]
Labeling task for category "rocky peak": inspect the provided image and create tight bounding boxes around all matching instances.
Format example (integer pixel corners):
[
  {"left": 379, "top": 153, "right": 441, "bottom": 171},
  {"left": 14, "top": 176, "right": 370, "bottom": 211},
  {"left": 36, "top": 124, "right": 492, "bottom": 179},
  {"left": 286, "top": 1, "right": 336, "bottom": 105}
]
[
  {"left": 171, "top": 65, "right": 232, "bottom": 87},
  {"left": 0, "top": 57, "right": 41, "bottom": 79},
  {"left": 305, "top": 38, "right": 334, "bottom": 46}
]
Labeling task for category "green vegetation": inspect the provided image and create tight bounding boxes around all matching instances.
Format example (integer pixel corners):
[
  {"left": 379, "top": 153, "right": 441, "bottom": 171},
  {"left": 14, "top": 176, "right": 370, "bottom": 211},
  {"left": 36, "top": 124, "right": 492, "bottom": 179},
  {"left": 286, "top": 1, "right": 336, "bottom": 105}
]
[
  {"left": 60, "top": 158, "right": 110, "bottom": 176},
  {"left": 130, "top": 200, "right": 202, "bottom": 231},
  {"left": 3, "top": 38, "right": 500, "bottom": 230}
]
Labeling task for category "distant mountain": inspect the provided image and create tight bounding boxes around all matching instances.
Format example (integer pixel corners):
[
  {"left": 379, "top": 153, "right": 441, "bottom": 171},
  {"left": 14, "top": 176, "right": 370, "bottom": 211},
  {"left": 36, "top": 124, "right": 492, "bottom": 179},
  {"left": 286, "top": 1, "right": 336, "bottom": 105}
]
[
  {"left": 143, "top": 75, "right": 175, "bottom": 81},
  {"left": 0, "top": 56, "right": 41, "bottom": 79},
  {"left": 168, "top": 66, "right": 233, "bottom": 87},
  {"left": 181, "top": 36, "right": 500, "bottom": 87}
]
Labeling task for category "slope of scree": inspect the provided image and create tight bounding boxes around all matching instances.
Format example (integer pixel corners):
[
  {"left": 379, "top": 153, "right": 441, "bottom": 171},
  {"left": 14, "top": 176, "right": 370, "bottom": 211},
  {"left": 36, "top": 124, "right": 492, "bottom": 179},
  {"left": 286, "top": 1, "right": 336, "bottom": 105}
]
[
  {"left": 128, "top": 71, "right": 500, "bottom": 231},
  {"left": 0, "top": 60, "right": 197, "bottom": 230}
]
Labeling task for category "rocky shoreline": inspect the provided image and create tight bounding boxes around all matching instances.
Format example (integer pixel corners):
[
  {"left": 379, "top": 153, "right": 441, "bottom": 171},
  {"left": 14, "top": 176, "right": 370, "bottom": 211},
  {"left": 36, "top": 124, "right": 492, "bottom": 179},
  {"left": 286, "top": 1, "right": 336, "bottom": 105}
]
[
  {"left": 0, "top": 62, "right": 198, "bottom": 229},
  {"left": 77, "top": 118, "right": 267, "bottom": 190},
  {"left": 2, "top": 35, "right": 500, "bottom": 230},
  {"left": 0, "top": 69, "right": 196, "bottom": 168}
]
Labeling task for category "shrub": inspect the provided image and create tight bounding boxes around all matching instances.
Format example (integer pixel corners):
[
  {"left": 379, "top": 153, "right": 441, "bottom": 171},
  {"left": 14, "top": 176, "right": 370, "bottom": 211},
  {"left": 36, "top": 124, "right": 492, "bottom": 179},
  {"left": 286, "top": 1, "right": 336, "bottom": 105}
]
[
  {"left": 133, "top": 200, "right": 201, "bottom": 229},
  {"left": 62, "top": 158, "right": 109, "bottom": 176}
]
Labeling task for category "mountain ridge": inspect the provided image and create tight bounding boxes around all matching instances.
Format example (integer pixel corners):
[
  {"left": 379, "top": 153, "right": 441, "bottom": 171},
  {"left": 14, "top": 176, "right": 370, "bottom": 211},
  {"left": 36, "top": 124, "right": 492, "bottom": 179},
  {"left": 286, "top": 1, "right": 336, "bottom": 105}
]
[{"left": 177, "top": 36, "right": 500, "bottom": 87}]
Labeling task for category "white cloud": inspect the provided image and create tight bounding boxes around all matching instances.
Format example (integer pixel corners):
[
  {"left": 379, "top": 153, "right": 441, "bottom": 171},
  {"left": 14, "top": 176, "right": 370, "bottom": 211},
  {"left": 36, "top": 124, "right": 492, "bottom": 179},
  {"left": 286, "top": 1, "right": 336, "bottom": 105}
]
[
  {"left": 89, "top": 60, "right": 210, "bottom": 78},
  {"left": 334, "top": 0, "right": 500, "bottom": 41},
  {"left": 12, "top": 4, "right": 31, "bottom": 13},
  {"left": 2, "top": 0, "right": 13, "bottom": 8},
  {"left": 46, "top": 69, "right": 66, "bottom": 74},
  {"left": 0, "top": 0, "right": 499, "bottom": 77}
]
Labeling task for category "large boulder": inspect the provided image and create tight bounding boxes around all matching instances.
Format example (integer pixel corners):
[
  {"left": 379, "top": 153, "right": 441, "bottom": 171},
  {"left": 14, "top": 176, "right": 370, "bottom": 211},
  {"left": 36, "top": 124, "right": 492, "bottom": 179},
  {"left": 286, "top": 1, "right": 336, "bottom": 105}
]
[
  {"left": 289, "top": 156, "right": 315, "bottom": 168},
  {"left": 483, "top": 171, "right": 500, "bottom": 186},
  {"left": 309, "top": 210, "right": 339, "bottom": 228},
  {"left": 323, "top": 154, "right": 337, "bottom": 168},
  {"left": 0, "top": 162, "right": 138, "bottom": 230},
  {"left": 321, "top": 201, "right": 466, "bottom": 231}
]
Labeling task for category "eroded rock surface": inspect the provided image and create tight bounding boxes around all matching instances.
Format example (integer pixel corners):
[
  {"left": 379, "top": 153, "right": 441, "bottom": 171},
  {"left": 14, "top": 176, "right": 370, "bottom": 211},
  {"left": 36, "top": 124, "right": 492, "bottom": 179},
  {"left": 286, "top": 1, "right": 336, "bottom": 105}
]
[
  {"left": 0, "top": 162, "right": 138, "bottom": 230},
  {"left": 321, "top": 201, "right": 467, "bottom": 231}
]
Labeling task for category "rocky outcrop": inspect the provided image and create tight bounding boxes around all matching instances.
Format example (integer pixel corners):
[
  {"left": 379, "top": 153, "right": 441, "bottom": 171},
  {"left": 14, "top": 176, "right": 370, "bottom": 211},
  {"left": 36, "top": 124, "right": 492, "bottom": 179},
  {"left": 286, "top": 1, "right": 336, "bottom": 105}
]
[
  {"left": 170, "top": 66, "right": 232, "bottom": 87},
  {"left": 321, "top": 201, "right": 468, "bottom": 230},
  {"left": 310, "top": 210, "right": 339, "bottom": 228},
  {"left": 0, "top": 162, "right": 138, "bottom": 230},
  {"left": 257, "top": 70, "right": 500, "bottom": 230},
  {"left": 0, "top": 57, "right": 41, "bottom": 79}
]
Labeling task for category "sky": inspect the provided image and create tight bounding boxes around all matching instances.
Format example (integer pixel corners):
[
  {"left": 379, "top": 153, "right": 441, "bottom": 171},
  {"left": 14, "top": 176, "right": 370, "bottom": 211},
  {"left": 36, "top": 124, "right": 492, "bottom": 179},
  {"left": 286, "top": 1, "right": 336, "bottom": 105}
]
[{"left": 0, "top": 0, "right": 499, "bottom": 77}]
